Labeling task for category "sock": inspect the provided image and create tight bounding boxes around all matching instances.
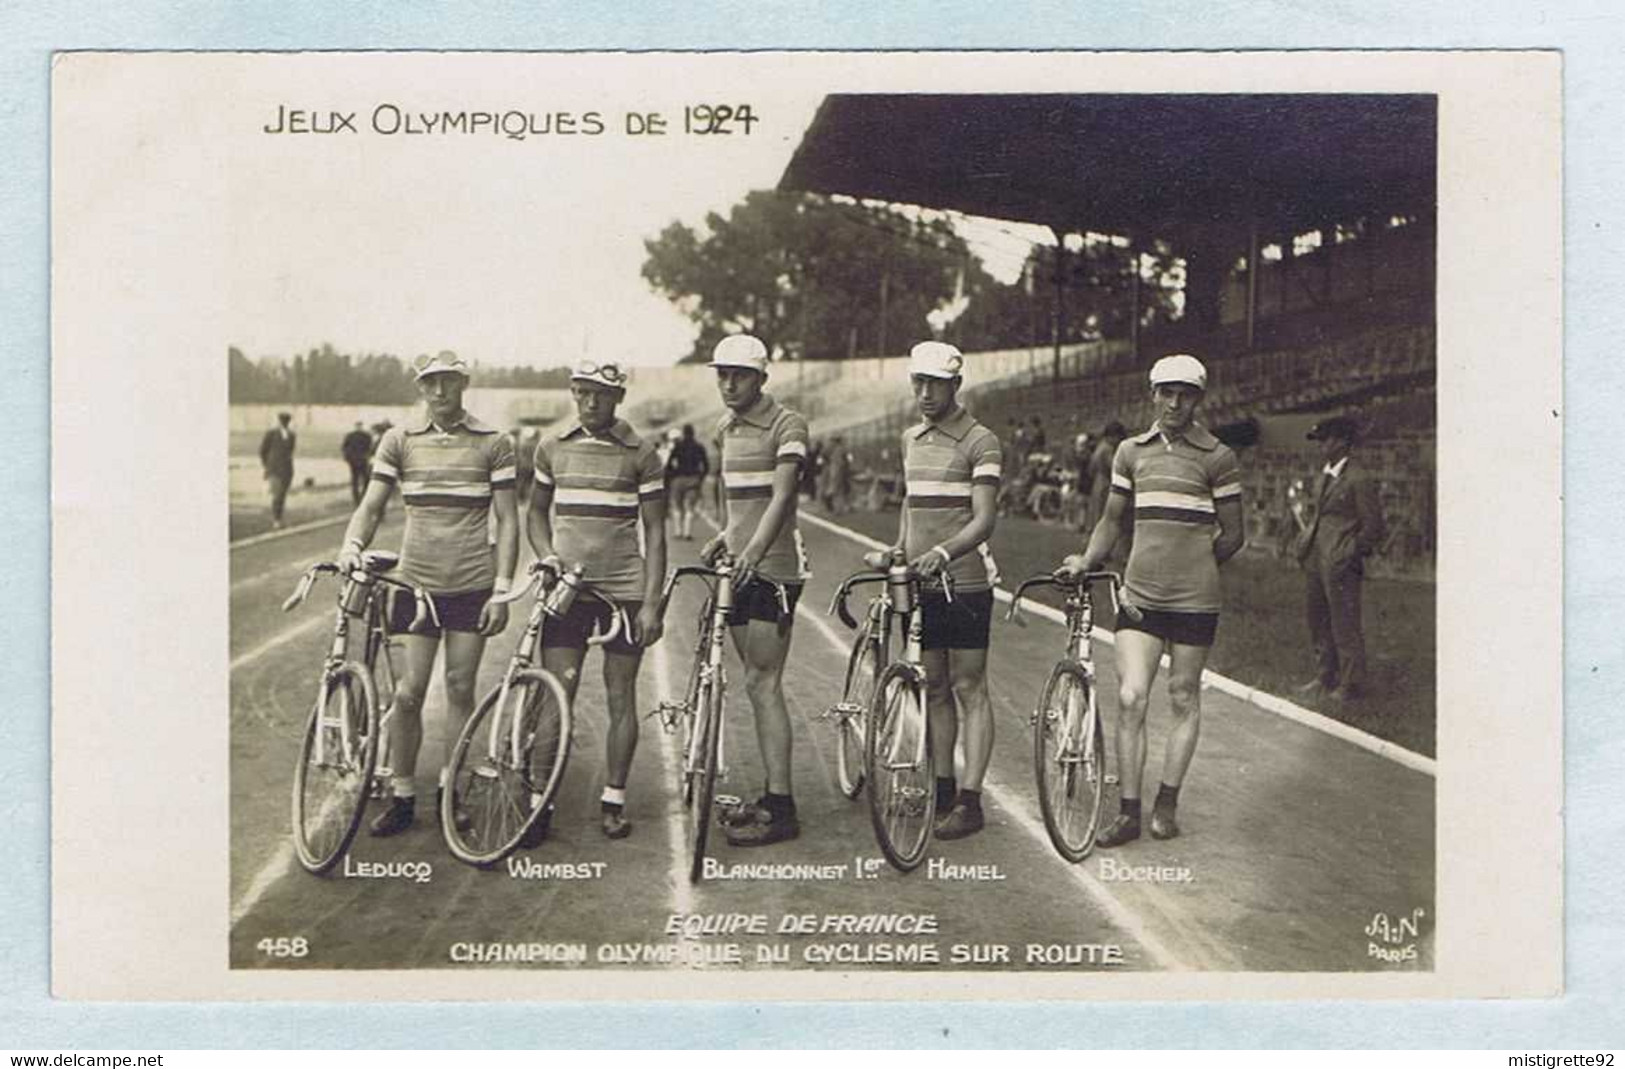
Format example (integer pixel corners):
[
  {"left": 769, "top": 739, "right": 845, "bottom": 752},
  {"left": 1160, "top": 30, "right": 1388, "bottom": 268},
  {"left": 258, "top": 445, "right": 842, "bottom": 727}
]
[
  {"left": 1155, "top": 783, "right": 1181, "bottom": 811},
  {"left": 765, "top": 792, "right": 795, "bottom": 819},
  {"left": 1120, "top": 797, "right": 1142, "bottom": 819},
  {"left": 957, "top": 788, "right": 983, "bottom": 813},
  {"left": 391, "top": 776, "right": 416, "bottom": 800},
  {"left": 601, "top": 785, "right": 627, "bottom": 808},
  {"left": 935, "top": 776, "right": 957, "bottom": 811}
]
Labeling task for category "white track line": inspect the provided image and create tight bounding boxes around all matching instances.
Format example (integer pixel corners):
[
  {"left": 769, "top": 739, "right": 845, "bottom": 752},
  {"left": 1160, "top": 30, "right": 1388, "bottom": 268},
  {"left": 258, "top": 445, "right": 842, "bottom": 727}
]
[
  {"left": 797, "top": 509, "right": 1435, "bottom": 778},
  {"left": 230, "top": 513, "right": 350, "bottom": 549},
  {"left": 230, "top": 614, "right": 330, "bottom": 672},
  {"left": 650, "top": 635, "right": 697, "bottom": 918}
]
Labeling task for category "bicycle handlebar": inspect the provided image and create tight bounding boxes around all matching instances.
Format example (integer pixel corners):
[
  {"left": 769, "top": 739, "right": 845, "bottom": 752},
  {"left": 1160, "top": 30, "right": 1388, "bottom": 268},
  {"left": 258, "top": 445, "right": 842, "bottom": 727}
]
[
  {"left": 493, "top": 561, "right": 626, "bottom": 646},
  {"left": 1005, "top": 570, "right": 1140, "bottom": 625},
  {"left": 828, "top": 564, "right": 956, "bottom": 631},
  {"left": 660, "top": 555, "right": 791, "bottom": 618},
  {"left": 282, "top": 562, "right": 444, "bottom": 631}
]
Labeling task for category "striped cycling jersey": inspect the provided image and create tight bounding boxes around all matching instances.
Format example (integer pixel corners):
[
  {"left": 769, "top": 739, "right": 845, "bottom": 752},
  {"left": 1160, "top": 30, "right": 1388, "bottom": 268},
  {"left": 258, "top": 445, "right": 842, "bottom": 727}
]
[
  {"left": 1110, "top": 422, "right": 1242, "bottom": 613},
  {"left": 902, "top": 405, "right": 1002, "bottom": 593},
  {"left": 716, "top": 393, "right": 809, "bottom": 584},
  {"left": 370, "top": 412, "right": 516, "bottom": 594},
  {"left": 532, "top": 419, "right": 664, "bottom": 602}
]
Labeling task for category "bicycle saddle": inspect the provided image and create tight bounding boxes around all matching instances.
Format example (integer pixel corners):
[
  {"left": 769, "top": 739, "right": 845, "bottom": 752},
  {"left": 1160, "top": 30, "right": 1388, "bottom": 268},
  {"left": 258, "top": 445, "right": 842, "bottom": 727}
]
[{"left": 362, "top": 550, "right": 400, "bottom": 574}]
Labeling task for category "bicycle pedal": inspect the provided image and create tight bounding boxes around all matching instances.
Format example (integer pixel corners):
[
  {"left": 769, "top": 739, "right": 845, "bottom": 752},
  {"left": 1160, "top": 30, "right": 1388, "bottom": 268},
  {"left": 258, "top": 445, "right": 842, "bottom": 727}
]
[
  {"left": 713, "top": 793, "right": 743, "bottom": 810},
  {"left": 820, "top": 701, "right": 864, "bottom": 722}
]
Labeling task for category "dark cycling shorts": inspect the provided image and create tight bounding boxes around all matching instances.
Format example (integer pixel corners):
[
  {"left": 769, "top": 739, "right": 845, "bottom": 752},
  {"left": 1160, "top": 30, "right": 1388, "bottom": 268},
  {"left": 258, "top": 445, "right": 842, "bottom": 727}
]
[
  {"left": 919, "top": 588, "right": 994, "bottom": 651},
  {"left": 1116, "top": 607, "right": 1219, "bottom": 648},
  {"left": 725, "top": 578, "right": 803, "bottom": 628},
  {"left": 387, "top": 587, "right": 491, "bottom": 637},
  {"left": 540, "top": 597, "right": 642, "bottom": 656}
]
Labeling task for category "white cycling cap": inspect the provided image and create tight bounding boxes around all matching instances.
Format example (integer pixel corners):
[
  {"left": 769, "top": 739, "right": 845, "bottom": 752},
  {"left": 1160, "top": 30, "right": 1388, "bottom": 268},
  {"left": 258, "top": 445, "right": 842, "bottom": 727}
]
[
  {"left": 710, "top": 334, "right": 769, "bottom": 373},
  {"left": 1148, "top": 353, "right": 1207, "bottom": 391},
  {"left": 908, "top": 341, "right": 965, "bottom": 380}
]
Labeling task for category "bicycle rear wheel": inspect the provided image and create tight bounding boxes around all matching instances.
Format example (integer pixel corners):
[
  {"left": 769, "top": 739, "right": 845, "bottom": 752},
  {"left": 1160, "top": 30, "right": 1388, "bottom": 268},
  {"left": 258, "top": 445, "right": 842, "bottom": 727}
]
[
  {"left": 291, "top": 663, "right": 379, "bottom": 875},
  {"left": 686, "top": 675, "right": 722, "bottom": 883},
  {"left": 866, "top": 663, "right": 934, "bottom": 872},
  {"left": 833, "top": 624, "right": 884, "bottom": 799},
  {"left": 1034, "top": 662, "right": 1106, "bottom": 862},
  {"left": 442, "top": 669, "right": 572, "bottom": 867}
]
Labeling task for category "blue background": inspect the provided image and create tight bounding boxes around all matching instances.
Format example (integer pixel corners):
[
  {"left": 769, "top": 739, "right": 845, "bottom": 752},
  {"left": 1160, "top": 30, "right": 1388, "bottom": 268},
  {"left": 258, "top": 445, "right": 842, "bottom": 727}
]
[{"left": 4, "top": 1, "right": 1619, "bottom": 1048}]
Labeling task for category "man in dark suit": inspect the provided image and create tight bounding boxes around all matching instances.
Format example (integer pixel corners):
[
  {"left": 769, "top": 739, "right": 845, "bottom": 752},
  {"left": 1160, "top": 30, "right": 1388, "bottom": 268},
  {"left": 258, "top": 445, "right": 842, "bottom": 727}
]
[
  {"left": 341, "top": 421, "right": 373, "bottom": 504},
  {"left": 259, "top": 411, "right": 297, "bottom": 529},
  {"left": 1294, "top": 415, "right": 1386, "bottom": 701}
]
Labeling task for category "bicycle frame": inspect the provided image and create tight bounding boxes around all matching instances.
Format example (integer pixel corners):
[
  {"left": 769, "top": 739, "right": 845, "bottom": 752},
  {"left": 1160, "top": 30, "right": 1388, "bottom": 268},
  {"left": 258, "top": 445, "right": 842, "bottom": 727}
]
[{"left": 489, "top": 564, "right": 625, "bottom": 770}]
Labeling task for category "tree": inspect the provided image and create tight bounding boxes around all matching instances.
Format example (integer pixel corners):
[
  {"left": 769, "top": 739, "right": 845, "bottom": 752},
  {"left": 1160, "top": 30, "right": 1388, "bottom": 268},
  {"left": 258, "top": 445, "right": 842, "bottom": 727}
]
[{"left": 643, "top": 191, "right": 975, "bottom": 363}]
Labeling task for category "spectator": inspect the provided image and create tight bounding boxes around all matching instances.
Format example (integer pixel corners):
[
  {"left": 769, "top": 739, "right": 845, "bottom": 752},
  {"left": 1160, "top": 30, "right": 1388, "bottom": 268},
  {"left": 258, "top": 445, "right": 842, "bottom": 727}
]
[
  {"left": 259, "top": 411, "right": 297, "bottom": 529},
  {"left": 341, "top": 421, "right": 373, "bottom": 504},
  {"left": 1029, "top": 414, "right": 1047, "bottom": 453},
  {"left": 665, "top": 422, "right": 709, "bottom": 540},
  {"left": 823, "top": 436, "right": 853, "bottom": 514},
  {"left": 1293, "top": 415, "right": 1387, "bottom": 702}
]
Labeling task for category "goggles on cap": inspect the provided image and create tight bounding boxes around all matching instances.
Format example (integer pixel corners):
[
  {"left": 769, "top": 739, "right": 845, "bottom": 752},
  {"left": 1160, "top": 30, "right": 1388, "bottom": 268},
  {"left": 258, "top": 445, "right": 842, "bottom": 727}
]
[
  {"left": 413, "top": 350, "right": 471, "bottom": 380},
  {"left": 571, "top": 361, "right": 628, "bottom": 388}
]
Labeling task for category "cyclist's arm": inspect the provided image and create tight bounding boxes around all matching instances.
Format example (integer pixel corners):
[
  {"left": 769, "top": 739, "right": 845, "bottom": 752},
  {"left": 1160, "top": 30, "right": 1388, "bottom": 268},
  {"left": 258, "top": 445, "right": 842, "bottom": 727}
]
[
  {"left": 739, "top": 460, "right": 800, "bottom": 567},
  {"left": 491, "top": 485, "right": 519, "bottom": 590},
  {"left": 1074, "top": 490, "right": 1127, "bottom": 572},
  {"left": 1210, "top": 450, "right": 1245, "bottom": 566},
  {"left": 953, "top": 482, "right": 998, "bottom": 556},
  {"left": 339, "top": 477, "right": 393, "bottom": 555},
  {"left": 526, "top": 480, "right": 558, "bottom": 562},
  {"left": 1213, "top": 495, "right": 1245, "bottom": 566}
]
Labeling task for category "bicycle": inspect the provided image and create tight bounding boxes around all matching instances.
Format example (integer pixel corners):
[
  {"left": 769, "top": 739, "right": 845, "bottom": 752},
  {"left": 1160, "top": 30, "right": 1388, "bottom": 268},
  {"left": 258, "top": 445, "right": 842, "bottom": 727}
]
[
  {"left": 281, "top": 552, "right": 440, "bottom": 876},
  {"left": 821, "top": 568, "right": 893, "bottom": 799},
  {"left": 648, "top": 553, "right": 790, "bottom": 883},
  {"left": 832, "top": 549, "right": 953, "bottom": 873},
  {"left": 1005, "top": 569, "right": 1138, "bottom": 862},
  {"left": 440, "top": 561, "right": 626, "bottom": 868}
]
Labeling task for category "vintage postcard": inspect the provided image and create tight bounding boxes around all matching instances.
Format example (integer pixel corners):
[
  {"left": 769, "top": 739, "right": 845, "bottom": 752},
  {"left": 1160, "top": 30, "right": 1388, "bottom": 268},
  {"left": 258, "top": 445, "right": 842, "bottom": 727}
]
[{"left": 51, "top": 50, "right": 1560, "bottom": 1000}]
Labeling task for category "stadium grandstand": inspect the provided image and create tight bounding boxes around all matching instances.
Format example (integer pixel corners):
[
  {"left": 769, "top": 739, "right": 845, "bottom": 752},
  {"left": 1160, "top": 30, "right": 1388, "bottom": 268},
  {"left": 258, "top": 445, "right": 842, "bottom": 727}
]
[{"left": 775, "top": 93, "right": 1437, "bottom": 579}]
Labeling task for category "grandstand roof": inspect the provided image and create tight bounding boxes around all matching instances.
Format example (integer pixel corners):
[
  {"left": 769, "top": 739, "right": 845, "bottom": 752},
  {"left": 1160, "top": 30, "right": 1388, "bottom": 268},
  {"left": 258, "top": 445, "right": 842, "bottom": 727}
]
[{"left": 778, "top": 94, "right": 1436, "bottom": 235}]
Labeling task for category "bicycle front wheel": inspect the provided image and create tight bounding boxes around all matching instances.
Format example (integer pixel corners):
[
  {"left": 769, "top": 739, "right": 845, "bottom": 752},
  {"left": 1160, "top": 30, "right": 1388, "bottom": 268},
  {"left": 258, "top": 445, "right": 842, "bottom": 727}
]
[
  {"left": 442, "top": 669, "right": 572, "bottom": 867},
  {"left": 686, "top": 675, "right": 722, "bottom": 883},
  {"left": 291, "top": 663, "right": 379, "bottom": 875},
  {"left": 834, "top": 626, "right": 884, "bottom": 800},
  {"left": 866, "top": 663, "right": 934, "bottom": 872},
  {"left": 1034, "top": 661, "right": 1106, "bottom": 862}
]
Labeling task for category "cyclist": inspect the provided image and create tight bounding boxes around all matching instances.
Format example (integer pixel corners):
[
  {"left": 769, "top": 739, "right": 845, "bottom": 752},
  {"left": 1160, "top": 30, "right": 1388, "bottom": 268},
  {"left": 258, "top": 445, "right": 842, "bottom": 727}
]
[
  {"left": 701, "top": 334, "right": 810, "bottom": 847},
  {"left": 1058, "top": 353, "right": 1244, "bottom": 847},
  {"left": 866, "top": 341, "right": 1002, "bottom": 839},
  {"left": 526, "top": 360, "right": 668, "bottom": 841},
  {"left": 336, "top": 350, "right": 519, "bottom": 837}
]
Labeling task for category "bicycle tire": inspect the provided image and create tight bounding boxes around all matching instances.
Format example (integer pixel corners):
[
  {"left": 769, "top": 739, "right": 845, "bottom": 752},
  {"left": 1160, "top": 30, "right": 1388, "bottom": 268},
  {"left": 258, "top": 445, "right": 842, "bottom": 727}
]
[
  {"left": 865, "top": 663, "right": 934, "bottom": 872},
  {"left": 442, "top": 668, "right": 573, "bottom": 867},
  {"left": 291, "top": 663, "right": 379, "bottom": 876},
  {"left": 677, "top": 603, "right": 712, "bottom": 807},
  {"left": 834, "top": 623, "right": 884, "bottom": 799},
  {"left": 686, "top": 674, "right": 722, "bottom": 883},
  {"left": 1033, "top": 661, "right": 1107, "bottom": 862}
]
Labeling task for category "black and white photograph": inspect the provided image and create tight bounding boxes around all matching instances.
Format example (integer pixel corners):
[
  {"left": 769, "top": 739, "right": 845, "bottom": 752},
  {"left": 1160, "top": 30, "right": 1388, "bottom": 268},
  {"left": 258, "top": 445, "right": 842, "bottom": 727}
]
[{"left": 50, "top": 50, "right": 1561, "bottom": 1000}]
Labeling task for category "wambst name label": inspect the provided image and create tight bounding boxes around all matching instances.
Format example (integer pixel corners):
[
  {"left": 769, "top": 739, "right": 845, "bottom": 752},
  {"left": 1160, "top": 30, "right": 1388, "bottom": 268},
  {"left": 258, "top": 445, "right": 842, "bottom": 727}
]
[{"left": 505, "top": 857, "right": 608, "bottom": 880}]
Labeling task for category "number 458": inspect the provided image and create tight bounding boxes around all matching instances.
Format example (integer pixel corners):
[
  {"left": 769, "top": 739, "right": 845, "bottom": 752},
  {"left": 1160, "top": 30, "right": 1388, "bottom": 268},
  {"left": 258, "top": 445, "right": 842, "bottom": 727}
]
[{"left": 257, "top": 936, "right": 309, "bottom": 958}]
